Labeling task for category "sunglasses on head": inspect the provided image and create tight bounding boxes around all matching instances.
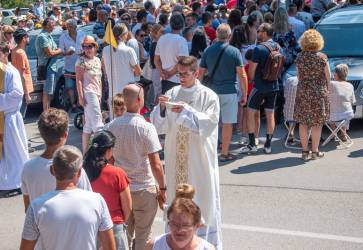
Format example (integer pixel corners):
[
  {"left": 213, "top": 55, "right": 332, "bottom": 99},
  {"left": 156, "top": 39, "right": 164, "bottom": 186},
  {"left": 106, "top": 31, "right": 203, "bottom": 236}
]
[{"left": 82, "top": 44, "right": 94, "bottom": 49}]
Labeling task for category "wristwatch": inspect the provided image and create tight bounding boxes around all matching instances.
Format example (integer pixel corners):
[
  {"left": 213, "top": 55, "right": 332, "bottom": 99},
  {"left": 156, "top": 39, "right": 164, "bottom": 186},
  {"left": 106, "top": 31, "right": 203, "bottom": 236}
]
[{"left": 159, "top": 186, "right": 167, "bottom": 191}]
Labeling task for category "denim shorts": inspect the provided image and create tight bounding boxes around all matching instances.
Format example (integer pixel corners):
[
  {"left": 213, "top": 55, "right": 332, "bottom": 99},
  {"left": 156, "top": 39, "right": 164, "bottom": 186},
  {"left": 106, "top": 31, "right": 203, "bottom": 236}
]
[
  {"left": 64, "top": 70, "right": 76, "bottom": 89},
  {"left": 218, "top": 93, "right": 238, "bottom": 124},
  {"left": 43, "top": 68, "right": 57, "bottom": 95}
]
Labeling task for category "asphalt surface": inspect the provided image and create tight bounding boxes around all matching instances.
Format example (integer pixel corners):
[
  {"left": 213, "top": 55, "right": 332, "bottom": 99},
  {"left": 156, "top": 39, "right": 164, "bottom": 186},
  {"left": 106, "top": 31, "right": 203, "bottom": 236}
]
[{"left": 1, "top": 107, "right": 363, "bottom": 250}]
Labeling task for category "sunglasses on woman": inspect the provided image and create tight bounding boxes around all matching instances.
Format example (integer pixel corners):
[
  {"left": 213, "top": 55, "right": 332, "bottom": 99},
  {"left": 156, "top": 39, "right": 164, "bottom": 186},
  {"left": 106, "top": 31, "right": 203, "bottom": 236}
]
[{"left": 82, "top": 45, "right": 94, "bottom": 50}]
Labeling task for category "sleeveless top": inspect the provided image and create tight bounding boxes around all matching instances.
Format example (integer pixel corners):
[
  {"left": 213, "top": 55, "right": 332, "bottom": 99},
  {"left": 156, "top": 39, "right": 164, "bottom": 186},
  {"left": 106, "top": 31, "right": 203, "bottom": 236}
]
[{"left": 152, "top": 234, "right": 213, "bottom": 250}]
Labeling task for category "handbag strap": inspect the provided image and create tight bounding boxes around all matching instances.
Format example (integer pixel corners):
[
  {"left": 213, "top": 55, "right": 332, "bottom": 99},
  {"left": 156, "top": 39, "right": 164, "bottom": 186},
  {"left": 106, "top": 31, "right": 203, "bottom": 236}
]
[{"left": 209, "top": 44, "right": 228, "bottom": 79}]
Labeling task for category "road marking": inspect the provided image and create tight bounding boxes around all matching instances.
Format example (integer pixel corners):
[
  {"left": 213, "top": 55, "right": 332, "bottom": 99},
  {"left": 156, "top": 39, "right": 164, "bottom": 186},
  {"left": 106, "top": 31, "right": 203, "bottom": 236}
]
[{"left": 154, "top": 218, "right": 363, "bottom": 243}]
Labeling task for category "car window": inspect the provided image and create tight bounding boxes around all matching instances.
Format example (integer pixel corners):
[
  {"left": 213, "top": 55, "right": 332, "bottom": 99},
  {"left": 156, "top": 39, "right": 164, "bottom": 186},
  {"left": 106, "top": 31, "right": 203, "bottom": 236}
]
[
  {"left": 320, "top": 9, "right": 363, "bottom": 25},
  {"left": 317, "top": 24, "right": 363, "bottom": 57}
]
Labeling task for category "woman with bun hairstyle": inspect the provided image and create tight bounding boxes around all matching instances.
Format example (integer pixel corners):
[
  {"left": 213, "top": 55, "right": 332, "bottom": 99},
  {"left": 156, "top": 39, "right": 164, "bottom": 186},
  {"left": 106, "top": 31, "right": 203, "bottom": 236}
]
[
  {"left": 83, "top": 130, "right": 132, "bottom": 250},
  {"left": 147, "top": 184, "right": 215, "bottom": 250}
]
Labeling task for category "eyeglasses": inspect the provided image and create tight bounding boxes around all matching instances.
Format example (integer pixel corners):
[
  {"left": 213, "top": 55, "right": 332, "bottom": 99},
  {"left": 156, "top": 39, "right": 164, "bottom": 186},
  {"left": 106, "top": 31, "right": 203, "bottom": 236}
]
[
  {"left": 176, "top": 71, "right": 193, "bottom": 78},
  {"left": 121, "top": 18, "right": 130, "bottom": 21},
  {"left": 82, "top": 45, "right": 94, "bottom": 50},
  {"left": 168, "top": 220, "right": 194, "bottom": 231},
  {"left": 139, "top": 34, "right": 146, "bottom": 37}
]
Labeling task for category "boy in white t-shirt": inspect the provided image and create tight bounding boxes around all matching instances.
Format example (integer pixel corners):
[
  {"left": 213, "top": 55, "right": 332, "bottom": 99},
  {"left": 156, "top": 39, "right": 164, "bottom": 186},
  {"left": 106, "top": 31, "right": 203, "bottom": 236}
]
[
  {"left": 21, "top": 108, "right": 92, "bottom": 212},
  {"left": 20, "top": 145, "right": 115, "bottom": 250}
]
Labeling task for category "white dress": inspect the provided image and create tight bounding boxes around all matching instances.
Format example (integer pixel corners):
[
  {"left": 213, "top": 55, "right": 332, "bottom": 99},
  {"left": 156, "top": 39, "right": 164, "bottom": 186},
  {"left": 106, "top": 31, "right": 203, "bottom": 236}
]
[
  {"left": 151, "top": 82, "right": 222, "bottom": 249},
  {"left": 153, "top": 234, "right": 214, "bottom": 250},
  {"left": 0, "top": 63, "right": 29, "bottom": 190}
]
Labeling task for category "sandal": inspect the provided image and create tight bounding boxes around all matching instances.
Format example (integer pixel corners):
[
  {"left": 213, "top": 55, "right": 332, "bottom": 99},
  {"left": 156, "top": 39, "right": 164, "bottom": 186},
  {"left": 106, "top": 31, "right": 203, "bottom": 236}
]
[
  {"left": 311, "top": 151, "right": 324, "bottom": 160},
  {"left": 301, "top": 151, "right": 310, "bottom": 161},
  {"left": 219, "top": 153, "right": 237, "bottom": 162}
]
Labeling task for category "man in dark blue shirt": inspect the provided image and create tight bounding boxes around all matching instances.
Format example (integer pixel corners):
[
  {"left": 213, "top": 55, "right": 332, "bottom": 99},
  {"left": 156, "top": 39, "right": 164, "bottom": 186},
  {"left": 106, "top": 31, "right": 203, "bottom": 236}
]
[
  {"left": 240, "top": 23, "right": 280, "bottom": 154},
  {"left": 199, "top": 23, "right": 248, "bottom": 161}
]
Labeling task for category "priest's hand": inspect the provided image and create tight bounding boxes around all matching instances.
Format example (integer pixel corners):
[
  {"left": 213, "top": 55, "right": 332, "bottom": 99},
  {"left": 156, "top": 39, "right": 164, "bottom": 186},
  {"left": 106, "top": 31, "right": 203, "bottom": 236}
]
[
  {"left": 158, "top": 95, "right": 170, "bottom": 111},
  {"left": 171, "top": 102, "right": 186, "bottom": 113}
]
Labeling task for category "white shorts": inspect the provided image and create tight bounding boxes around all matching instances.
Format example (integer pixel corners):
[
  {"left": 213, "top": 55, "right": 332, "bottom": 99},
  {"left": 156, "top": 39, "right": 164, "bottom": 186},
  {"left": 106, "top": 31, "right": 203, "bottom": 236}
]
[{"left": 83, "top": 92, "right": 104, "bottom": 134}]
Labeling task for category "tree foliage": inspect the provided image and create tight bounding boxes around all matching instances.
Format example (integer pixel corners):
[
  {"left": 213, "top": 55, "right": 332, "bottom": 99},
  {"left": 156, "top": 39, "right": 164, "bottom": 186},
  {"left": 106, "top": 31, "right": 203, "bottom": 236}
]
[{"left": 0, "top": 0, "right": 33, "bottom": 9}]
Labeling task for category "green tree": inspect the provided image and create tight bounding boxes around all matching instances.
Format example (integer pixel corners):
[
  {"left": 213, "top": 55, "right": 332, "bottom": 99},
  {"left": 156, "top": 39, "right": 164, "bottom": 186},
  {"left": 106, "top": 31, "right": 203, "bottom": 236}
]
[{"left": 1, "top": 0, "right": 33, "bottom": 9}]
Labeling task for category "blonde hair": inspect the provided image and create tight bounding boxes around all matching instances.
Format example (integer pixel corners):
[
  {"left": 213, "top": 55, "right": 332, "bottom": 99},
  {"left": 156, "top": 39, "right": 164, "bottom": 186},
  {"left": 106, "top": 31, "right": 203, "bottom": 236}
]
[
  {"left": 299, "top": 29, "right": 324, "bottom": 52},
  {"left": 113, "top": 93, "right": 125, "bottom": 107},
  {"left": 175, "top": 183, "right": 195, "bottom": 199}
]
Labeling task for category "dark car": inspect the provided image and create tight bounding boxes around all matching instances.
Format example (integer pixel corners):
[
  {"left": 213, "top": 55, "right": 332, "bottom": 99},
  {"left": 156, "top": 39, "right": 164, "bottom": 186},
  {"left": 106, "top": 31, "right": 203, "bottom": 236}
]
[
  {"left": 26, "top": 27, "right": 68, "bottom": 109},
  {"left": 283, "top": 4, "right": 363, "bottom": 119}
]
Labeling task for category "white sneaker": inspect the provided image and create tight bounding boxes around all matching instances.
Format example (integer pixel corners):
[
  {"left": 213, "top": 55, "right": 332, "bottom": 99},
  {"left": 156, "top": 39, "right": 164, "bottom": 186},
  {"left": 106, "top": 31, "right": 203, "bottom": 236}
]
[
  {"left": 240, "top": 136, "right": 248, "bottom": 145},
  {"left": 239, "top": 145, "right": 258, "bottom": 154},
  {"left": 264, "top": 146, "right": 271, "bottom": 154},
  {"left": 255, "top": 138, "right": 259, "bottom": 145}
]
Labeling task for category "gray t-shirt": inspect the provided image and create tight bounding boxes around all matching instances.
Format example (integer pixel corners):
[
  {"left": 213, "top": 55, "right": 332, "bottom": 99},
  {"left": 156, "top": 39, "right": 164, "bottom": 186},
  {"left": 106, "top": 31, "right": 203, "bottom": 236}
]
[
  {"left": 200, "top": 42, "right": 243, "bottom": 95},
  {"left": 35, "top": 30, "right": 58, "bottom": 71},
  {"left": 21, "top": 156, "right": 92, "bottom": 202},
  {"left": 22, "top": 189, "right": 113, "bottom": 250}
]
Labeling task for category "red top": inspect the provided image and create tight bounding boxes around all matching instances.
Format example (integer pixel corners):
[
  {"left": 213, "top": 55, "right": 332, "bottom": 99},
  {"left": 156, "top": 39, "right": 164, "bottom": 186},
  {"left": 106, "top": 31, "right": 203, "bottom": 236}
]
[
  {"left": 91, "top": 164, "right": 129, "bottom": 224},
  {"left": 244, "top": 64, "right": 254, "bottom": 96},
  {"left": 204, "top": 26, "right": 216, "bottom": 42},
  {"left": 226, "top": 0, "right": 237, "bottom": 9}
]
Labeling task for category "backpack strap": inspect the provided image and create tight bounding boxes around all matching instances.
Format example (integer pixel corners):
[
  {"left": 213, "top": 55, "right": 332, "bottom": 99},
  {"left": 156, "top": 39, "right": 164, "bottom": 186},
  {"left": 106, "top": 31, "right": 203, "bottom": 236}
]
[{"left": 209, "top": 44, "right": 228, "bottom": 79}]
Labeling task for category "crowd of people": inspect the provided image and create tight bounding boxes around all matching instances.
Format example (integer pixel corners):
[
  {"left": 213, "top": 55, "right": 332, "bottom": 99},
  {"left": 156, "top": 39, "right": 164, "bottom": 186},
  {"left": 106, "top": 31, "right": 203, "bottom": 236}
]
[{"left": 0, "top": 0, "right": 360, "bottom": 249}]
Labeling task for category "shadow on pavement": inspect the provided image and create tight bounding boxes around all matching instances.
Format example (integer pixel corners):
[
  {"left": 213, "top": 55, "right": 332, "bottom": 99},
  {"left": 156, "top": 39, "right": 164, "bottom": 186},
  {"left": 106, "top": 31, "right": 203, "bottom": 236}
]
[
  {"left": 348, "top": 149, "right": 363, "bottom": 158},
  {"left": 230, "top": 157, "right": 306, "bottom": 174}
]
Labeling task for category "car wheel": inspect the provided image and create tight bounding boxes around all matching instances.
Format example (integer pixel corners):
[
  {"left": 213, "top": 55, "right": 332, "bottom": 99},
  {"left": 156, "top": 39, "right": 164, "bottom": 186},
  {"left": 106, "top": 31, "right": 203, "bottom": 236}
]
[
  {"left": 53, "top": 78, "right": 68, "bottom": 110},
  {"left": 74, "top": 112, "right": 84, "bottom": 130}
]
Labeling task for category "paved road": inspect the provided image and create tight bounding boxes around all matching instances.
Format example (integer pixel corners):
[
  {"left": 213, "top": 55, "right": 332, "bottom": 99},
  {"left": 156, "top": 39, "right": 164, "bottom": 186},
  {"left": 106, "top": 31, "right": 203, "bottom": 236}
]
[{"left": 1, "top": 107, "right": 363, "bottom": 250}]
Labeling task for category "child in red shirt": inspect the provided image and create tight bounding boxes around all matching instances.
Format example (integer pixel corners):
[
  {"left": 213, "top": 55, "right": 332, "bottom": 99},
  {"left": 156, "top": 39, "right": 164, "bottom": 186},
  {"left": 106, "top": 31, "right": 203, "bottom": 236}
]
[{"left": 83, "top": 130, "right": 132, "bottom": 250}]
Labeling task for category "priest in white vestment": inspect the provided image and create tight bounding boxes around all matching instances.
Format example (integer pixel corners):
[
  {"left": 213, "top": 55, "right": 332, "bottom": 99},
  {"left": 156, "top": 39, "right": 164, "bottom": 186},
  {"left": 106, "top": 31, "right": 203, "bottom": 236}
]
[
  {"left": 0, "top": 43, "right": 29, "bottom": 197},
  {"left": 151, "top": 56, "right": 222, "bottom": 249}
]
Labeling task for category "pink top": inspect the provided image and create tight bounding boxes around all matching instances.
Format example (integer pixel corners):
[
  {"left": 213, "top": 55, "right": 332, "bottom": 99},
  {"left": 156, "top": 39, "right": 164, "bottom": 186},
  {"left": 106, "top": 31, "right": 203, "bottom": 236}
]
[{"left": 76, "top": 56, "right": 102, "bottom": 96}]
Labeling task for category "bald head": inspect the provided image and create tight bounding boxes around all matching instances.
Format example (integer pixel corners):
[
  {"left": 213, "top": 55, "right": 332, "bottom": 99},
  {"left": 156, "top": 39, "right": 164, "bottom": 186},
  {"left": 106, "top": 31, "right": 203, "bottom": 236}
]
[{"left": 122, "top": 84, "right": 144, "bottom": 111}]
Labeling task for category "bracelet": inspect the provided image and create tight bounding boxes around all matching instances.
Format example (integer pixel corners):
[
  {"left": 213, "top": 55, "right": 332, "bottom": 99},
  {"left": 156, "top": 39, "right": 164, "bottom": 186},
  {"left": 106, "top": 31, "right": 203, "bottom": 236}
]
[{"left": 159, "top": 186, "right": 167, "bottom": 191}]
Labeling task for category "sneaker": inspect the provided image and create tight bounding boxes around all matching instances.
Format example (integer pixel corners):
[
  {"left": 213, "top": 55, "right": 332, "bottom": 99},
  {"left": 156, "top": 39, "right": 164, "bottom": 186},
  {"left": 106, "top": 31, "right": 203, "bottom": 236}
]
[
  {"left": 239, "top": 145, "right": 258, "bottom": 154},
  {"left": 264, "top": 146, "right": 271, "bottom": 154},
  {"left": 255, "top": 138, "right": 259, "bottom": 146},
  {"left": 240, "top": 136, "right": 248, "bottom": 145}
]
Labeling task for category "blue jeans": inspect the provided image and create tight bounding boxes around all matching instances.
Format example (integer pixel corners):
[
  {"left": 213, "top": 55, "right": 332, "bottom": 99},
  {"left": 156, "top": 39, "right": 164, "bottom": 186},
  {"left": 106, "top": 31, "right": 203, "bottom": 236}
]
[{"left": 113, "top": 224, "right": 129, "bottom": 250}]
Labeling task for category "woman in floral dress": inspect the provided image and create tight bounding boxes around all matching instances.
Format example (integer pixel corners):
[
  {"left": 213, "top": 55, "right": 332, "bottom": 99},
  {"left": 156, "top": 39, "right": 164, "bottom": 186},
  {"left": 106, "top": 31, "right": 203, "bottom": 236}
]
[{"left": 294, "top": 29, "right": 330, "bottom": 160}]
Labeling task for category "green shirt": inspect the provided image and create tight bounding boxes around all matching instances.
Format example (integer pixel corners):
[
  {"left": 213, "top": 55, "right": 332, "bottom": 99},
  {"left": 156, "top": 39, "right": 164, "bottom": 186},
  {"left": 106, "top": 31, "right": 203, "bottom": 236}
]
[{"left": 35, "top": 30, "right": 58, "bottom": 71}]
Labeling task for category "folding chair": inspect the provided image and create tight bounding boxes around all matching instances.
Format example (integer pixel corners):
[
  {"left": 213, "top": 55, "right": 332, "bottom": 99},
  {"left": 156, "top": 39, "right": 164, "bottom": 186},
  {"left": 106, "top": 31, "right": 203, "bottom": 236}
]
[
  {"left": 322, "top": 120, "right": 353, "bottom": 148},
  {"left": 284, "top": 121, "right": 302, "bottom": 149}
]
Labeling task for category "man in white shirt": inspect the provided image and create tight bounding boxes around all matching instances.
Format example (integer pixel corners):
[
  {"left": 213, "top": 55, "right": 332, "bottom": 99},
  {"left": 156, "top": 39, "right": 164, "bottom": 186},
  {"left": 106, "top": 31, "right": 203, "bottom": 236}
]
[
  {"left": 288, "top": 4, "right": 306, "bottom": 40},
  {"left": 151, "top": 56, "right": 222, "bottom": 249},
  {"left": 20, "top": 145, "right": 115, "bottom": 250},
  {"left": 154, "top": 14, "right": 189, "bottom": 94},
  {"left": 106, "top": 84, "right": 166, "bottom": 250},
  {"left": 59, "top": 18, "right": 86, "bottom": 112},
  {"left": 21, "top": 108, "right": 91, "bottom": 211},
  {"left": 102, "top": 23, "right": 142, "bottom": 113}
]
